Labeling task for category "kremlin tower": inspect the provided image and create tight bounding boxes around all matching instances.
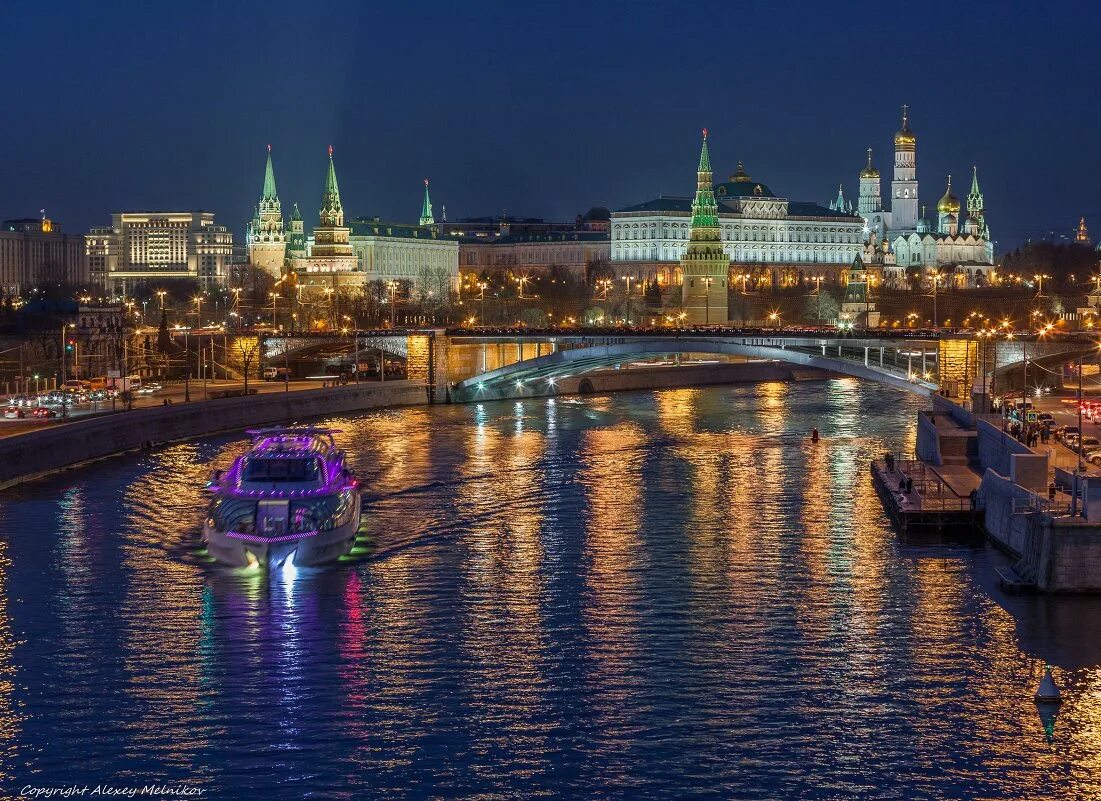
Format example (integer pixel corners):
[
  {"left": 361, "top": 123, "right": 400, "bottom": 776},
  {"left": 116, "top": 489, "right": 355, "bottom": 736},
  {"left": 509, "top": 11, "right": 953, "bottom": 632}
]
[
  {"left": 679, "top": 129, "right": 729, "bottom": 325},
  {"left": 300, "top": 146, "right": 356, "bottom": 287},
  {"left": 246, "top": 145, "right": 286, "bottom": 278},
  {"left": 419, "top": 179, "right": 435, "bottom": 227}
]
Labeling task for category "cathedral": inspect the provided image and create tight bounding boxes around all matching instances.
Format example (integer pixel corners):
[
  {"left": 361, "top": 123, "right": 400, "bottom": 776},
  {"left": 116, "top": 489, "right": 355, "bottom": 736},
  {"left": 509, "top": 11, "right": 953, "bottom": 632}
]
[{"left": 855, "top": 108, "right": 995, "bottom": 289}]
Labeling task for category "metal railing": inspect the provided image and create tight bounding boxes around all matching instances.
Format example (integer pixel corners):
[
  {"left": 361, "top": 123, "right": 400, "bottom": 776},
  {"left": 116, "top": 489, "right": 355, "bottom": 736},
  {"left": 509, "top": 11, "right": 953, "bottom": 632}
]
[{"left": 874, "top": 456, "right": 973, "bottom": 512}]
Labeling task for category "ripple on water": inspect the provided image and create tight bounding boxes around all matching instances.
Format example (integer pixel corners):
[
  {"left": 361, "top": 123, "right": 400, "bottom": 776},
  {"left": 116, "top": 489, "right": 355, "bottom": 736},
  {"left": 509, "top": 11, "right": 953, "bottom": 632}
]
[{"left": 0, "top": 382, "right": 1099, "bottom": 798}]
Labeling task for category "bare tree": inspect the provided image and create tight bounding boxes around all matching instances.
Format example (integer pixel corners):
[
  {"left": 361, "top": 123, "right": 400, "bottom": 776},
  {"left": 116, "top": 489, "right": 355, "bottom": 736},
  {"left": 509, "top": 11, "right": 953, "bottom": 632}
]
[{"left": 231, "top": 337, "right": 262, "bottom": 395}]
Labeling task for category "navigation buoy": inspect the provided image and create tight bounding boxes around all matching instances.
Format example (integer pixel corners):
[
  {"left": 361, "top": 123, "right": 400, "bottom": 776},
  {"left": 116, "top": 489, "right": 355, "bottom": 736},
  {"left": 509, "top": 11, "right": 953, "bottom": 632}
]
[
  {"left": 1035, "top": 665, "right": 1062, "bottom": 705},
  {"left": 811, "top": 428, "right": 819, "bottom": 443}
]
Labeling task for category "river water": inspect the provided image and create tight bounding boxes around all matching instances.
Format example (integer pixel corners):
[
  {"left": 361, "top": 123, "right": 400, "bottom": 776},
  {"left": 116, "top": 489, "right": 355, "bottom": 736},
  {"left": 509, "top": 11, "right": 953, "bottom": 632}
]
[{"left": 1, "top": 379, "right": 1100, "bottom": 799}]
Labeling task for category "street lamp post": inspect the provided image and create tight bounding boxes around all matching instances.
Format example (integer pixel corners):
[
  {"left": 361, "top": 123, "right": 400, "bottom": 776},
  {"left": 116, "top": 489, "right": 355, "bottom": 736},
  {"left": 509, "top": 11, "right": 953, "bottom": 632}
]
[
  {"left": 931, "top": 270, "right": 941, "bottom": 328},
  {"left": 702, "top": 277, "right": 713, "bottom": 325},
  {"left": 60, "top": 322, "right": 72, "bottom": 386},
  {"left": 478, "top": 282, "right": 487, "bottom": 325},
  {"left": 623, "top": 276, "right": 634, "bottom": 325},
  {"left": 183, "top": 327, "right": 191, "bottom": 402}
]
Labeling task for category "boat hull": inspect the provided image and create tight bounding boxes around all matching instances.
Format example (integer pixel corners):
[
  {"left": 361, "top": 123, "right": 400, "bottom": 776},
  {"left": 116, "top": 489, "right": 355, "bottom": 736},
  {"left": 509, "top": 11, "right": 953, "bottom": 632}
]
[{"left": 203, "top": 496, "right": 362, "bottom": 569}]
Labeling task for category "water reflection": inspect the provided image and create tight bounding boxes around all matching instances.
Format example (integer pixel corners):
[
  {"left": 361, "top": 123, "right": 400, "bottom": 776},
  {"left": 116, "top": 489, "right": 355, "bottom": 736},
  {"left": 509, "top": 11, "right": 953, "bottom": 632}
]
[{"left": 0, "top": 381, "right": 1099, "bottom": 798}]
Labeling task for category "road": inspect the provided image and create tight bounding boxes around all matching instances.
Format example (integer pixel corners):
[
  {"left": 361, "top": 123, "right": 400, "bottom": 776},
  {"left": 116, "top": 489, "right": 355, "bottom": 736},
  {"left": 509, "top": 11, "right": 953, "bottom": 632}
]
[{"left": 0, "top": 377, "right": 395, "bottom": 439}]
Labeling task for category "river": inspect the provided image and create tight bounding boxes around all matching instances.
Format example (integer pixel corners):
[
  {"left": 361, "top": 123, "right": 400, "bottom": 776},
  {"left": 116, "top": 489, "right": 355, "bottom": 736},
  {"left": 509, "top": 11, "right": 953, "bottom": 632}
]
[{"left": 1, "top": 379, "right": 1099, "bottom": 799}]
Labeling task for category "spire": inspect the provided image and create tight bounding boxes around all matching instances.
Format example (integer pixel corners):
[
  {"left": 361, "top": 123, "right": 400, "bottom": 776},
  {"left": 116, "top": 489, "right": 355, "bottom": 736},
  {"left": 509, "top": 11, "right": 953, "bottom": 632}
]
[
  {"left": 320, "top": 146, "right": 343, "bottom": 227},
  {"left": 698, "top": 128, "right": 712, "bottom": 174},
  {"left": 262, "top": 144, "right": 278, "bottom": 201},
  {"left": 691, "top": 129, "right": 718, "bottom": 228},
  {"left": 419, "top": 178, "right": 435, "bottom": 226},
  {"left": 832, "top": 183, "right": 847, "bottom": 212},
  {"left": 291, "top": 202, "right": 301, "bottom": 222},
  {"left": 970, "top": 164, "right": 980, "bottom": 196}
]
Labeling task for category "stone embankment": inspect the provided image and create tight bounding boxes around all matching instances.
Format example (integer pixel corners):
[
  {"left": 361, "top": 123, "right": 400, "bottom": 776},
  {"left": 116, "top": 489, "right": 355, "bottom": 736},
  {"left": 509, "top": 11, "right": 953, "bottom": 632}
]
[
  {"left": 0, "top": 380, "right": 428, "bottom": 490},
  {"left": 908, "top": 394, "right": 1101, "bottom": 592}
]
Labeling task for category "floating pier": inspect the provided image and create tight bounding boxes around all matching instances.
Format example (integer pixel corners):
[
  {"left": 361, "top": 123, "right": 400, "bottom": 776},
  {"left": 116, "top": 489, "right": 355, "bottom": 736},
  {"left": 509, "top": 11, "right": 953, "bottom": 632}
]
[{"left": 871, "top": 456, "right": 981, "bottom": 534}]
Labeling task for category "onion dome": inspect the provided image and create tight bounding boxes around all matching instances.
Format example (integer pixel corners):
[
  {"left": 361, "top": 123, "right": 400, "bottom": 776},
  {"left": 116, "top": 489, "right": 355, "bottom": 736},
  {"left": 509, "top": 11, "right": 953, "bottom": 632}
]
[
  {"left": 894, "top": 105, "right": 916, "bottom": 148},
  {"left": 937, "top": 175, "right": 960, "bottom": 214},
  {"left": 860, "top": 148, "right": 879, "bottom": 178}
]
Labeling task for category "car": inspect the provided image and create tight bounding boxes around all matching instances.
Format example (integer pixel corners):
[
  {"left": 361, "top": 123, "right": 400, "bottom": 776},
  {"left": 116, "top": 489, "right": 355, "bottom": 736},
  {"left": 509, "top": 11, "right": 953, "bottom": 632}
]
[
  {"left": 1086, "top": 450, "right": 1101, "bottom": 467},
  {"left": 31, "top": 407, "right": 57, "bottom": 419},
  {"left": 1059, "top": 426, "right": 1080, "bottom": 444},
  {"left": 3, "top": 407, "right": 25, "bottom": 419},
  {"left": 1076, "top": 436, "right": 1101, "bottom": 451}
]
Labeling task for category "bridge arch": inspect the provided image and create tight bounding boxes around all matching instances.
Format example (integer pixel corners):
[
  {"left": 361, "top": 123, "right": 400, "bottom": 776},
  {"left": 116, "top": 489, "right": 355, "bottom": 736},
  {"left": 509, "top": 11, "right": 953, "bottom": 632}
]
[{"left": 451, "top": 338, "right": 939, "bottom": 402}]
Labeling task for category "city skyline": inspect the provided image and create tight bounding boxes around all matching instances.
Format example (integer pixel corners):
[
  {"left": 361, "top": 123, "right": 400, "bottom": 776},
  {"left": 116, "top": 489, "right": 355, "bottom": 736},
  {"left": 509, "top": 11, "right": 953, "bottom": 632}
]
[{"left": 1, "top": 1, "right": 1099, "bottom": 250}]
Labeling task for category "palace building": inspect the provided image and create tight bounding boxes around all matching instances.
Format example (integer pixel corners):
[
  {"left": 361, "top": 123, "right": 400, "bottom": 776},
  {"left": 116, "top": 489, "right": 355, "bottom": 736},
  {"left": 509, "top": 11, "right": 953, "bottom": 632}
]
[{"left": 611, "top": 135, "right": 866, "bottom": 291}]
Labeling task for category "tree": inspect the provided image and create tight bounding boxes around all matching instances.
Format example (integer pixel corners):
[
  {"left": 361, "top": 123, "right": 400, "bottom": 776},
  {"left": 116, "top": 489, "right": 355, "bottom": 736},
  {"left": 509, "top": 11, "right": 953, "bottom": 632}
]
[
  {"left": 157, "top": 308, "right": 171, "bottom": 353},
  {"left": 231, "top": 337, "right": 262, "bottom": 395},
  {"left": 803, "top": 287, "right": 840, "bottom": 322},
  {"left": 520, "top": 307, "right": 548, "bottom": 327}
]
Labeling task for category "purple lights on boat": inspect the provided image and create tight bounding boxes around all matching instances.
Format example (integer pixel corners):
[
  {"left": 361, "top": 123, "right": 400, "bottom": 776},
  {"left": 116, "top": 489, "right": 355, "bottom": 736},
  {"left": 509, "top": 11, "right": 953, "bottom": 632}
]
[{"left": 226, "top": 530, "right": 319, "bottom": 544}]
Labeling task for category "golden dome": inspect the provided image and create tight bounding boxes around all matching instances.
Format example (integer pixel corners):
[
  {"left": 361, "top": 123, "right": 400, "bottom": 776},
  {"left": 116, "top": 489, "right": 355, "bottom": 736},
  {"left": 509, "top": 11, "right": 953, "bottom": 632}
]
[
  {"left": 894, "top": 129, "right": 916, "bottom": 146},
  {"left": 731, "top": 161, "right": 752, "bottom": 183},
  {"left": 860, "top": 147, "right": 879, "bottom": 178},
  {"left": 937, "top": 175, "right": 960, "bottom": 214},
  {"left": 894, "top": 105, "right": 915, "bottom": 148}
]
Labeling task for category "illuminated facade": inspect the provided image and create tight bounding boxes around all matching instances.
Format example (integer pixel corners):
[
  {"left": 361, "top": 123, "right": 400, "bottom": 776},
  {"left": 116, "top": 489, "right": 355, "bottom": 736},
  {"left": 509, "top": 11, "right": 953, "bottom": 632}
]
[
  {"left": 888, "top": 171, "right": 994, "bottom": 288},
  {"left": 85, "top": 211, "right": 232, "bottom": 294},
  {"left": 0, "top": 215, "right": 87, "bottom": 293},
  {"left": 611, "top": 151, "right": 864, "bottom": 287},
  {"left": 862, "top": 109, "right": 994, "bottom": 289},
  {"left": 246, "top": 145, "right": 286, "bottom": 278},
  {"left": 458, "top": 231, "right": 609, "bottom": 277},
  {"left": 344, "top": 217, "right": 458, "bottom": 295}
]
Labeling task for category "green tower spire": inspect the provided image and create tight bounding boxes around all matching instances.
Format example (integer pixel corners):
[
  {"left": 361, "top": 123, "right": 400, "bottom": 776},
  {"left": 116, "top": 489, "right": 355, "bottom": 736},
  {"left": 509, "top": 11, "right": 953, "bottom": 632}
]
[
  {"left": 967, "top": 165, "right": 984, "bottom": 218},
  {"left": 419, "top": 178, "right": 435, "bottom": 226},
  {"left": 680, "top": 128, "right": 729, "bottom": 325},
  {"left": 691, "top": 128, "right": 719, "bottom": 228},
  {"left": 291, "top": 202, "right": 302, "bottom": 222},
  {"left": 262, "top": 144, "right": 278, "bottom": 201},
  {"left": 320, "top": 145, "right": 344, "bottom": 227}
]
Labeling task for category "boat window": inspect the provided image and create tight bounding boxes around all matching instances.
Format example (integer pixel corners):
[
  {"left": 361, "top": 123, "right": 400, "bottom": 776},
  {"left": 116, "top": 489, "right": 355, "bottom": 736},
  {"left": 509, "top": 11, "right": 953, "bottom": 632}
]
[{"left": 243, "top": 457, "right": 321, "bottom": 483}]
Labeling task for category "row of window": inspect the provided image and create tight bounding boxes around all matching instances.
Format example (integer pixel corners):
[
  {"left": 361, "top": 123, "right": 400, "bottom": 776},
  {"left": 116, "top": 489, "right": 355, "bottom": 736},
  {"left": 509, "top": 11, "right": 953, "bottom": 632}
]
[
  {"left": 614, "top": 223, "right": 861, "bottom": 245},
  {"left": 613, "top": 245, "right": 861, "bottom": 263}
]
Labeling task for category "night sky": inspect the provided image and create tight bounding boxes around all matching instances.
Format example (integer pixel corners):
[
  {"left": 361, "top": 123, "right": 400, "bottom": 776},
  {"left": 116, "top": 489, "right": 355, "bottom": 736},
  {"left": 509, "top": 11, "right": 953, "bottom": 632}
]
[{"left": 2, "top": 0, "right": 1098, "bottom": 252}]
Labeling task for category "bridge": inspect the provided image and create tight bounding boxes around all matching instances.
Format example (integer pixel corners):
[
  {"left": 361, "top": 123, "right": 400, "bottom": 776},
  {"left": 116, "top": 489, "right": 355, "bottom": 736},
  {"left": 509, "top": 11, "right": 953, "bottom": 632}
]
[{"left": 249, "top": 326, "right": 1101, "bottom": 403}]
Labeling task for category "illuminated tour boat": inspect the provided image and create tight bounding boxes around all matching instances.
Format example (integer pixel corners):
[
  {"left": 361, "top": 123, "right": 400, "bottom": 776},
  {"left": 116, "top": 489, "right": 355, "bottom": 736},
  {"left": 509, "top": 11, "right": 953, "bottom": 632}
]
[{"left": 203, "top": 428, "right": 361, "bottom": 569}]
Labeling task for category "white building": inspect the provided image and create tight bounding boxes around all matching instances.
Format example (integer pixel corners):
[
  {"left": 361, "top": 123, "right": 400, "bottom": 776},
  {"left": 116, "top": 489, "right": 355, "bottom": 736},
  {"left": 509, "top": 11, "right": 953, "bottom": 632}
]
[
  {"left": 459, "top": 231, "right": 609, "bottom": 277},
  {"left": 348, "top": 219, "right": 458, "bottom": 296},
  {"left": 611, "top": 161, "right": 865, "bottom": 287},
  {"left": 858, "top": 107, "right": 994, "bottom": 288},
  {"left": 86, "top": 211, "right": 232, "bottom": 294},
  {"left": 303, "top": 218, "right": 459, "bottom": 297}
]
